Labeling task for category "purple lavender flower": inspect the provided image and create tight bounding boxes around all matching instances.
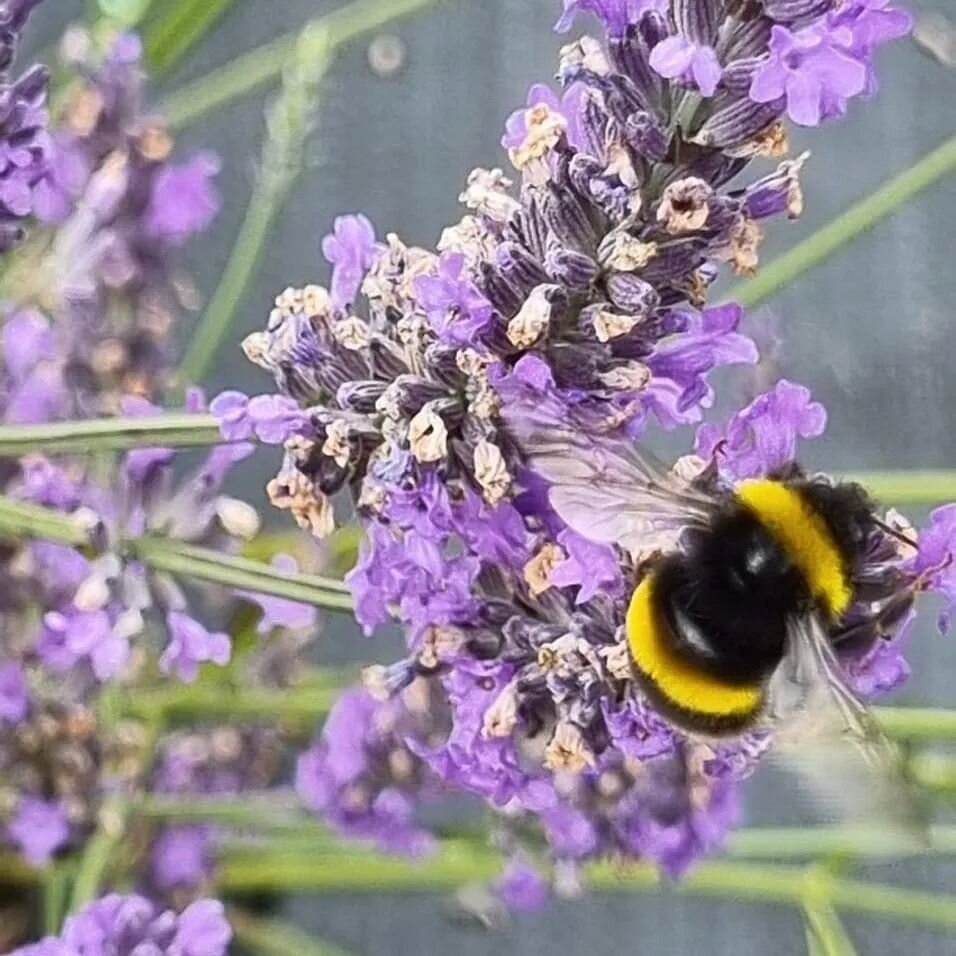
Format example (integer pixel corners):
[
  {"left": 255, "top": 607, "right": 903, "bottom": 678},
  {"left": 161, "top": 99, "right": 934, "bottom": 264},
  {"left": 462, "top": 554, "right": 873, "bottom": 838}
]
[
  {"left": 649, "top": 36, "right": 722, "bottom": 97},
  {"left": 10, "top": 895, "right": 232, "bottom": 956},
  {"left": 749, "top": 23, "right": 868, "bottom": 126},
  {"left": 549, "top": 529, "right": 623, "bottom": 603},
  {"left": 413, "top": 251, "right": 493, "bottom": 346},
  {"left": 210, "top": 390, "right": 308, "bottom": 444},
  {"left": 694, "top": 378, "right": 827, "bottom": 479},
  {"left": 6, "top": 796, "right": 69, "bottom": 867},
  {"left": 160, "top": 612, "right": 231, "bottom": 683},
  {"left": 0, "top": 659, "right": 29, "bottom": 723},
  {"left": 502, "top": 82, "right": 586, "bottom": 155},
  {"left": 555, "top": 0, "right": 666, "bottom": 34},
  {"left": 238, "top": 0, "right": 918, "bottom": 886},
  {"left": 38, "top": 608, "right": 131, "bottom": 681},
  {"left": 322, "top": 213, "right": 379, "bottom": 312}
]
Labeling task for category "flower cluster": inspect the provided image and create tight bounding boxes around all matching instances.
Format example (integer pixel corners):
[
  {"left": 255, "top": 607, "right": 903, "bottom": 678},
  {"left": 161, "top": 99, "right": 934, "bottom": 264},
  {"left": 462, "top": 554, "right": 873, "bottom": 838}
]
[
  {"left": 0, "top": 0, "right": 49, "bottom": 252},
  {"left": 10, "top": 895, "right": 231, "bottom": 956},
  {"left": 296, "top": 679, "right": 446, "bottom": 855},
  {"left": 224, "top": 0, "right": 945, "bottom": 888},
  {"left": 3, "top": 29, "right": 220, "bottom": 420}
]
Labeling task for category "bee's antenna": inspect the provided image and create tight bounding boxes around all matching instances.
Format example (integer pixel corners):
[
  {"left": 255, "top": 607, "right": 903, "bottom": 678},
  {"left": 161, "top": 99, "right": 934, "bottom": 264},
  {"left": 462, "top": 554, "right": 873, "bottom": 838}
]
[{"left": 873, "top": 516, "right": 919, "bottom": 550}]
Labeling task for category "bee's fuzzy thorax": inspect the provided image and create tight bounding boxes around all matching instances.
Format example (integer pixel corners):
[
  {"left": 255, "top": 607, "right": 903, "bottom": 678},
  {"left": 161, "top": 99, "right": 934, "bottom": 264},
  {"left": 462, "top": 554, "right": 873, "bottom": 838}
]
[{"left": 735, "top": 479, "right": 854, "bottom": 619}]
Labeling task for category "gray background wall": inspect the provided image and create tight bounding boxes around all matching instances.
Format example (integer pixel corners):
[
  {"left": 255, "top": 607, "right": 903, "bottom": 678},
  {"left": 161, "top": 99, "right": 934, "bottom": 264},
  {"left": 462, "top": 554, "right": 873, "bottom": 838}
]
[{"left": 24, "top": 1, "right": 956, "bottom": 953}]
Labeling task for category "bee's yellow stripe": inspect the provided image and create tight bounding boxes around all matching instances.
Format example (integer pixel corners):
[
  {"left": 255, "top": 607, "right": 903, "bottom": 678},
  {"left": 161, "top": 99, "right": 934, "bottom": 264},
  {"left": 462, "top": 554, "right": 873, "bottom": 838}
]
[
  {"left": 626, "top": 574, "right": 764, "bottom": 719},
  {"left": 736, "top": 479, "right": 852, "bottom": 618}
]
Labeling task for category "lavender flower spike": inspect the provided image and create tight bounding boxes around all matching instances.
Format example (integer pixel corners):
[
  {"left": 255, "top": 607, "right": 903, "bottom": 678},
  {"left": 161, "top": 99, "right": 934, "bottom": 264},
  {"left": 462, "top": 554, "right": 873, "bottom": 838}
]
[
  {"left": 241, "top": 0, "right": 917, "bottom": 885},
  {"left": 0, "top": 0, "right": 49, "bottom": 252}
]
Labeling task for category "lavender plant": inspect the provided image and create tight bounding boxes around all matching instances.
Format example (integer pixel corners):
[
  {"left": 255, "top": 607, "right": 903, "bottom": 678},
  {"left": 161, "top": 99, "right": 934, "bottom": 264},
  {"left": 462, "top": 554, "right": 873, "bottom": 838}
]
[{"left": 219, "top": 0, "right": 951, "bottom": 896}]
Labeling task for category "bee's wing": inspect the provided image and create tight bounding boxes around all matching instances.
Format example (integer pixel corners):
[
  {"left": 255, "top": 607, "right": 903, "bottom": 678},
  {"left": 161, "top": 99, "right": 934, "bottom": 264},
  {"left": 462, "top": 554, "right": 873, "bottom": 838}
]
[
  {"left": 766, "top": 613, "right": 928, "bottom": 851},
  {"left": 505, "top": 398, "right": 721, "bottom": 552}
]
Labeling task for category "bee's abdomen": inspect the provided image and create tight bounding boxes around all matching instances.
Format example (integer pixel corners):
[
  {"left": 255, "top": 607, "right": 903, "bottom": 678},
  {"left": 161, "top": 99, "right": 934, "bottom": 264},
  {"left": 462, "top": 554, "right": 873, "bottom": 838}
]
[{"left": 626, "top": 572, "right": 765, "bottom": 735}]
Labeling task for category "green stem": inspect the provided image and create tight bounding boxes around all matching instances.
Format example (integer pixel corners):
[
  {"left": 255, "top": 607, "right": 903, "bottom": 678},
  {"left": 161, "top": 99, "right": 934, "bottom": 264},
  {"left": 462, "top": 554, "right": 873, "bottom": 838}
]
[
  {"left": 803, "top": 899, "right": 860, "bottom": 956},
  {"left": 42, "top": 866, "right": 71, "bottom": 935},
  {"left": 730, "top": 133, "right": 956, "bottom": 309},
  {"left": 68, "top": 797, "right": 129, "bottom": 911},
  {"left": 0, "top": 497, "right": 95, "bottom": 547},
  {"left": 217, "top": 847, "right": 956, "bottom": 932},
  {"left": 0, "top": 413, "right": 223, "bottom": 457},
  {"left": 127, "top": 537, "right": 355, "bottom": 612},
  {"left": 0, "top": 495, "right": 354, "bottom": 613},
  {"left": 909, "top": 753, "right": 956, "bottom": 794},
  {"left": 144, "top": 0, "right": 240, "bottom": 76},
  {"left": 177, "top": 23, "right": 333, "bottom": 386},
  {"left": 874, "top": 707, "right": 956, "bottom": 741},
  {"left": 159, "top": 0, "right": 444, "bottom": 130},
  {"left": 844, "top": 470, "right": 956, "bottom": 506},
  {"left": 126, "top": 680, "right": 338, "bottom": 724},
  {"left": 726, "top": 825, "right": 956, "bottom": 859},
  {"left": 228, "top": 907, "right": 358, "bottom": 956}
]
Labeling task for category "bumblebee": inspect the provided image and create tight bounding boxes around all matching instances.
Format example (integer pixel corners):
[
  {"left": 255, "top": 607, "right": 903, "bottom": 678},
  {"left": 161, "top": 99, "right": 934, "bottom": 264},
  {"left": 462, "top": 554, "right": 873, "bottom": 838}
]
[{"left": 519, "top": 419, "right": 927, "bottom": 841}]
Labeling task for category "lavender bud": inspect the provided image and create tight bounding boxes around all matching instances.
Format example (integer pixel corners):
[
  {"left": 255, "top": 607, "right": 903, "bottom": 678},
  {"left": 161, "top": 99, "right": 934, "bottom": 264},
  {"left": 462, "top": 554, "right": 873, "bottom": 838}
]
[
  {"left": 693, "top": 96, "right": 785, "bottom": 149},
  {"left": 546, "top": 243, "right": 599, "bottom": 290},
  {"left": 608, "top": 32, "right": 661, "bottom": 105},
  {"left": 336, "top": 379, "right": 388, "bottom": 413},
  {"left": 672, "top": 0, "right": 721, "bottom": 45},
  {"left": 624, "top": 111, "right": 669, "bottom": 162},
  {"left": 763, "top": 0, "right": 836, "bottom": 21},
  {"left": 480, "top": 262, "right": 525, "bottom": 317},
  {"left": 497, "top": 241, "right": 551, "bottom": 292},
  {"left": 542, "top": 185, "right": 597, "bottom": 250},
  {"left": 717, "top": 14, "right": 772, "bottom": 61}
]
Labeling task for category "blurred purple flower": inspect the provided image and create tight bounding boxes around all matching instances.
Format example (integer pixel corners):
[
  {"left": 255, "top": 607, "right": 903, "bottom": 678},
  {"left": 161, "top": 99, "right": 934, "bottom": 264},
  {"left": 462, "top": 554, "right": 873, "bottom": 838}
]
[
  {"left": 145, "top": 151, "right": 221, "bottom": 247},
  {"left": 151, "top": 826, "right": 212, "bottom": 892},
  {"left": 0, "top": 659, "right": 28, "bottom": 723},
  {"left": 39, "top": 608, "right": 130, "bottom": 681},
  {"left": 160, "top": 612, "right": 231, "bottom": 683},
  {"left": 913, "top": 504, "right": 956, "bottom": 612},
  {"left": 495, "top": 858, "right": 550, "bottom": 912},
  {"left": 6, "top": 796, "right": 69, "bottom": 867},
  {"left": 11, "top": 895, "right": 232, "bottom": 956},
  {"left": 322, "top": 213, "right": 379, "bottom": 312},
  {"left": 238, "top": 554, "right": 317, "bottom": 634},
  {"left": 695, "top": 379, "right": 827, "bottom": 480}
]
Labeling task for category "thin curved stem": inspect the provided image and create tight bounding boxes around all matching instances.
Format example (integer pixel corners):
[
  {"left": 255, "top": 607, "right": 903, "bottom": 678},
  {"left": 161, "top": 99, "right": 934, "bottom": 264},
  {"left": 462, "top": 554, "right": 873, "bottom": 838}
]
[
  {"left": 0, "top": 414, "right": 223, "bottom": 457},
  {"left": 158, "top": 0, "right": 446, "bottom": 130}
]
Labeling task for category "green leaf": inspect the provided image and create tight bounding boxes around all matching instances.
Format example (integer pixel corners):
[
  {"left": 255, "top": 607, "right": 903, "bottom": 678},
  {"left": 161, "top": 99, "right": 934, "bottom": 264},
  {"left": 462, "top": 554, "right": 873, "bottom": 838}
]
[
  {"left": 177, "top": 24, "right": 334, "bottom": 385},
  {"left": 143, "top": 0, "right": 241, "bottom": 76},
  {"left": 228, "top": 908, "right": 358, "bottom": 956},
  {"left": 159, "top": 0, "right": 445, "bottom": 130}
]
